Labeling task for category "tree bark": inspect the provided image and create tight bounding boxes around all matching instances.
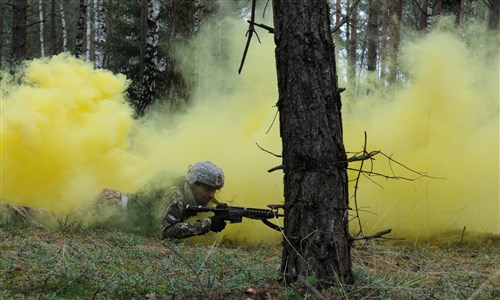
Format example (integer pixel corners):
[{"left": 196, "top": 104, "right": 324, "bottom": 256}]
[
  {"left": 11, "top": 0, "right": 28, "bottom": 68},
  {"left": 38, "top": 0, "right": 46, "bottom": 57},
  {"left": 74, "top": 0, "right": 87, "bottom": 58},
  {"left": 59, "top": 0, "right": 68, "bottom": 52},
  {"left": 347, "top": 0, "right": 358, "bottom": 83},
  {"left": 272, "top": 0, "right": 353, "bottom": 288},
  {"left": 488, "top": 0, "right": 500, "bottom": 30},
  {"left": 49, "top": 0, "right": 58, "bottom": 55},
  {"left": 137, "top": 0, "right": 160, "bottom": 117},
  {"left": 419, "top": 0, "right": 430, "bottom": 30},
  {"left": 367, "top": 0, "right": 380, "bottom": 72},
  {"left": 389, "top": 0, "right": 403, "bottom": 83},
  {"left": 94, "top": 0, "right": 107, "bottom": 68}
]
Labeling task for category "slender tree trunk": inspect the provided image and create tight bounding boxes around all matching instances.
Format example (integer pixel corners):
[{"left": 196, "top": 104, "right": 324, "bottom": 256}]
[
  {"left": 59, "top": 0, "right": 68, "bottom": 52},
  {"left": 75, "top": 0, "right": 87, "bottom": 58},
  {"left": 347, "top": 0, "right": 358, "bottom": 85},
  {"left": 488, "top": 0, "right": 500, "bottom": 30},
  {"left": 273, "top": 0, "right": 353, "bottom": 288},
  {"left": 389, "top": 0, "right": 403, "bottom": 84},
  {"left": 334, "top": 0, "right": 341, "bottom": 64},
  {"left": 0, "top": 1, "right": 4, "bottom": 69},
  {"left": 427, "top": 0, "right": 435, "bottom": 28},
  {"left": 50, "top": 0, "right": 58, "bottom": 55},
  {"left": 94, "top": 0, "right": 107, "bottom": 68},
  {"left": 39, "top": 0, "right": 46, "bottom": 57},
  {"left": 380, "top": 0, "right": 388, "bottom": 80},
  {"left": 137, "top": 0, "right": 160, "bottom": 117},
  {"left": 419, "top": 0, "right": 429, "bottom": 30},
  {"left": 11, "top": 0, "right": 28, "bottom": 69},
  {"left": 85, "top": 0, "right": 92, "bottom": 61},
  {"left": 367, "top": 0, "right": 380, "bottom": 72}
]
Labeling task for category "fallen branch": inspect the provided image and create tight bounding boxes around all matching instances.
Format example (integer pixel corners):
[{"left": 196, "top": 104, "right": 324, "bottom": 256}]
[{"left": 351, "top": 229, "right": 392, "bottom": 241}]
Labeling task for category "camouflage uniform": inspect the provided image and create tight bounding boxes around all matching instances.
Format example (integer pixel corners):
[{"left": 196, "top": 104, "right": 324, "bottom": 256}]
[
  {"left": 95, "top": 161, "right": 224, "bottom": 239},
  {"left": 160, "top": 181, "right": 214, "bottom": 239}
]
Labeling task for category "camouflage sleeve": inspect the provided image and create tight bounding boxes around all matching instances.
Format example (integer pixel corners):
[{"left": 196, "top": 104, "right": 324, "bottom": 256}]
[{"left": 160, "top": 188, "right": 211, "bottom": 239}]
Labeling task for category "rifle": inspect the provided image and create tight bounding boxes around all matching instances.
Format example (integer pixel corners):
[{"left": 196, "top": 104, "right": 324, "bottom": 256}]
[{"left": 185, "top": 204, "right": 284, "bottom": 231}]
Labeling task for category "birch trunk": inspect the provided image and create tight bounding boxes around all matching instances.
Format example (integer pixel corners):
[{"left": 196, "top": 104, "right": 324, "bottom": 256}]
[
  {"left": 59, "top": 0, "right": 68, "bottom": 52},
  {"left": 39, "top": 0, "right": 45, "bottom": 57}
]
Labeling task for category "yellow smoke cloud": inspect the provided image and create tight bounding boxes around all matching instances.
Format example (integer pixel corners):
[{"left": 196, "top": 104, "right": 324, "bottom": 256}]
[{"left": 0, "top": 13, "right": 498, "bottom": 243}]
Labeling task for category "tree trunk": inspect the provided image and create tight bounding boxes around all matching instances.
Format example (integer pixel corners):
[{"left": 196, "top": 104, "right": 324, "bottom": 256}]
[
  {"left": 39, "top": 0, "right": 46, "bottom": 57},
  {"left": 389, "top": 0, "right": 403, "bottom": 84},
  {"left": 0, "top": 1, "right": 4, "bottom": 69},
  {"left": 347, "top": 0, "right": 358, "bottom": 83},
  {"left": 94, "top": 0, "right": 107, "bottom": 68},
  {"left": 74, "top": 0, "right": 87, "bottom": 58},
  {"left": 367, "top": 0, "right": 380, "bottom": 72},
  {"left": 85, "top": 0, "right": 92, "bottom": 61},
  {"left": 419, "top": 0, "right": 429, "bottom": 30},
  {"left": 137, "top": 0, "right": 160, "bottom": 117},
  {"left": 11, "top": 0, "right": 28, "bottom": 68},
  {"left": 272, "top": 0, "right": 353, "bottom": 288},
  {"left": 380, "top": 0, "right": 388, "bottom": 80},
  {"left": 49, "top": 0, "right": 58, "bottom": 55},
  {"left": 59, "top": 0, "right": 68, "bottom": 52},
  {"left": 488, "top": 0, "right": 500, "bottom": 30}
]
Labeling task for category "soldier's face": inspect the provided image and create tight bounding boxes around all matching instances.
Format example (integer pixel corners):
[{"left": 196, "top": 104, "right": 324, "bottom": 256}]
[{"left": 193, "top": 183, "right": 219, "bottom": 205}]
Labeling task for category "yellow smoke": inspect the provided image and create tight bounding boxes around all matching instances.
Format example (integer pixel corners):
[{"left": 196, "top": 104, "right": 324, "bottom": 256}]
[{"left": 0, "top": 13, "right": 498, "bottom": 243}]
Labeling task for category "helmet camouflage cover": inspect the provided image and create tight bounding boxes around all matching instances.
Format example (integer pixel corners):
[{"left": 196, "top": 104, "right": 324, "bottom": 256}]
[{"left": 186, "top": 161, "right": 224, "bottom": 188}]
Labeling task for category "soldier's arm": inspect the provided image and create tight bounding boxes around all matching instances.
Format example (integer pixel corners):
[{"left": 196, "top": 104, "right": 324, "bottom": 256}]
[{"left": 161, "top": 194, "right": 211, "bottom": 239}]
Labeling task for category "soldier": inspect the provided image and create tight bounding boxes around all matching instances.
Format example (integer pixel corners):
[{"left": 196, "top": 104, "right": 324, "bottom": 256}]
[
  {"left": 92, "top": 161, "right": 228, "bottom": 238},
  {"left": 160, "top": 161, "right": 227, "bottom": 239}
]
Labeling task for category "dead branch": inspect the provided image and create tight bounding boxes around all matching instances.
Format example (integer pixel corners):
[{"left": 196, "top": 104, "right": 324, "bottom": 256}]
[
  {"left": 331, "top": 0, "right": 362, "bottom": 33},
  {"left": 247, "top": 20, "right": 274, "bottom": 33},
  {"left": 351, "top": 229, "right": 392, "bottom": 241},
  {"left": 256, "top": 142, "right": 282, "bottom": 158},
  {"left": 238, "top": 0, "right": 257, "bottom": 74},
  {"left": 347, "top": 150, "right": 380, "bottom": 162},
  {"left": 268, "top": 165, "right": 284, "bottom": 173}
]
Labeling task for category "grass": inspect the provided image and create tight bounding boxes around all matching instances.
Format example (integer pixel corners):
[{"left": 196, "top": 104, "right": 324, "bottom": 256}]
[{"left": 0, "top": 219, "right": 498, "bottom": 300}]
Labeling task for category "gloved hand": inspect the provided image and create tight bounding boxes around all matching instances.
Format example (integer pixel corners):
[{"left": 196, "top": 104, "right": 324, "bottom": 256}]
[{"left": 209, "top": 216, "right": 226, "bottom": 232}]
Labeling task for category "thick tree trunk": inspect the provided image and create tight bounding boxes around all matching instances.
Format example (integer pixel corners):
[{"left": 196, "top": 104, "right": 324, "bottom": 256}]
[
  {"left": 11, "top": 0, "right": 28, "bottom": 68},
  {"left": 273, "top": 0, "right": 353, "bottom": 288}
]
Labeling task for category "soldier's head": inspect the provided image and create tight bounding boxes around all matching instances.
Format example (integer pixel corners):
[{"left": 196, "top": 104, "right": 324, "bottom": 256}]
[{"left": 187, "top": 161, "right": 224, "bottom": 205}]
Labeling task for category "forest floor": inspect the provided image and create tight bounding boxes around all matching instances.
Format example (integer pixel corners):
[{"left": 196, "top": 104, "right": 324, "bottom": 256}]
[{"left": 0, "top": 220, "right": 498, "bottom": 300}]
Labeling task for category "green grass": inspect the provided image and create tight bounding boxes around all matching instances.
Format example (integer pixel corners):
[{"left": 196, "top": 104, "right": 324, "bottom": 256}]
[{"left": 0, "top": 219, "right": 498, "bottom": 299}]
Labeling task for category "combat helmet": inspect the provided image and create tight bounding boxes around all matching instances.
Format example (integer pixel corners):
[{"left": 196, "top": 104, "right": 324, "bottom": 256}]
[{"left": 187, "top": 161, "right": 224, "bottom": 189}]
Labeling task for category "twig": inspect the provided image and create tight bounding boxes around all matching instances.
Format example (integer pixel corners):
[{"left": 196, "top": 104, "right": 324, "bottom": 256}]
[
  {"left": 351, "top": 229, "right": 392, "bottom": 241},
  {"left": 247, "top": 20, "right": 274, "bottom": 33},
  {"left": 268, "top": 165, "right": 284, "bottom": 173},
  {"left": 256, "top": 142, "right": 281, "bottom": 158}
]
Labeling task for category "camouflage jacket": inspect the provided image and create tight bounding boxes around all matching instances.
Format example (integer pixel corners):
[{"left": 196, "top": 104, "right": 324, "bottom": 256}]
[{"left": 160, "top": 182, "right": 213, "bottom": 239}]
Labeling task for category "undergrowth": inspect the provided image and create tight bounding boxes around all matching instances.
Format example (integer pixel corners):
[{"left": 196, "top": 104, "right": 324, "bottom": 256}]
[{"left": 0, "top": 218, "right": 498, "bottom": 299}]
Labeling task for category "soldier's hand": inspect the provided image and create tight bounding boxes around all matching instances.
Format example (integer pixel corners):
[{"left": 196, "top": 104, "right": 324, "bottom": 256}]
[{"left": 209, "top": 216, "right": 226, "bottom": 232}]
